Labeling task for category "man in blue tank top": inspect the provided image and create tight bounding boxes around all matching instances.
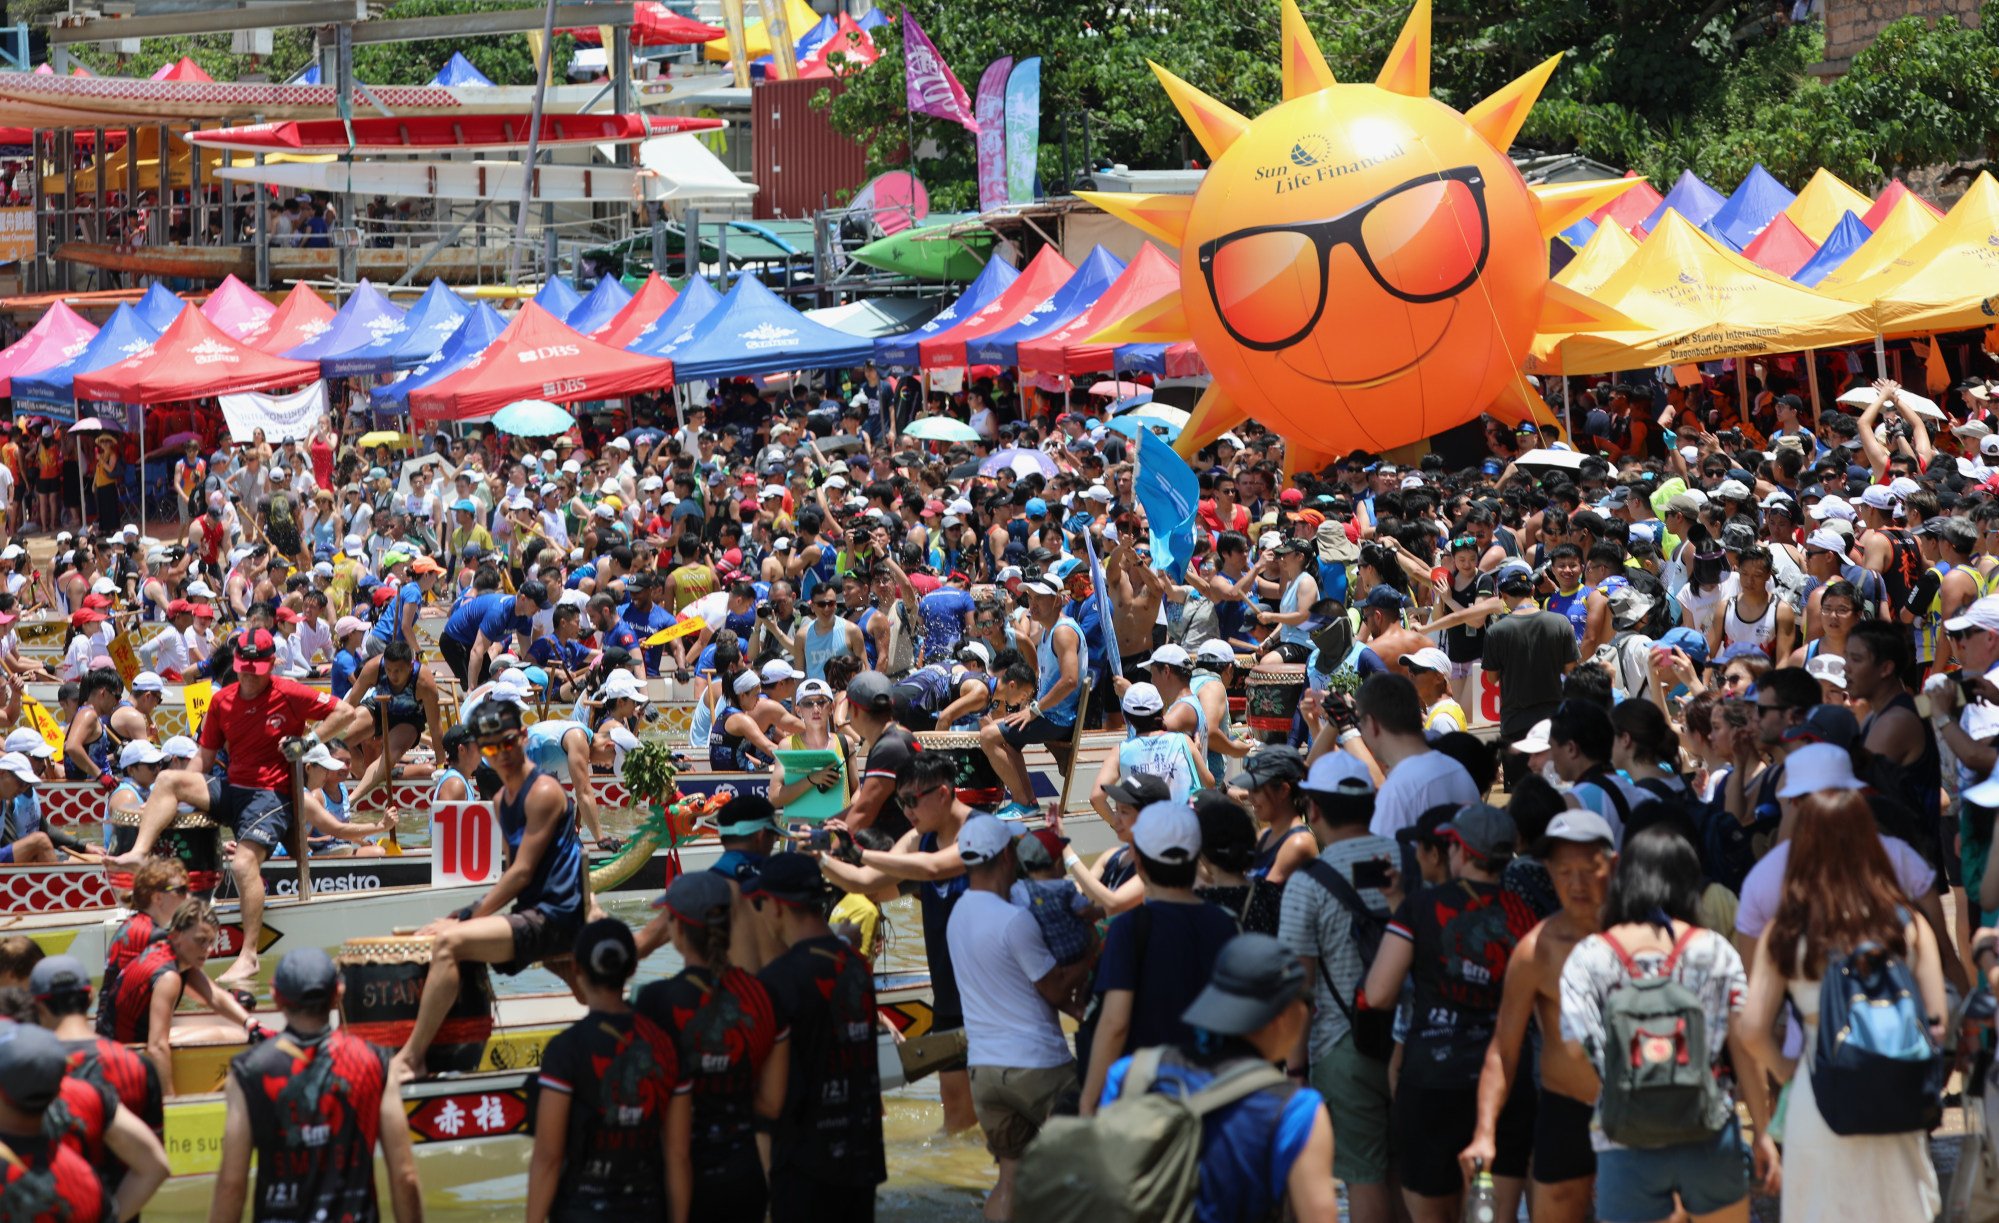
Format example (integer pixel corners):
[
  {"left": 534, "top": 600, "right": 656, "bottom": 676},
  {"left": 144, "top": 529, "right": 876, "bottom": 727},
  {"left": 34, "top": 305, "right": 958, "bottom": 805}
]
[
  {"left": 979, "top": 578, "right": 1084, "bottom": 819},
  {"left": 390, "top": 699, "right": 584, "bottom": 1082}
]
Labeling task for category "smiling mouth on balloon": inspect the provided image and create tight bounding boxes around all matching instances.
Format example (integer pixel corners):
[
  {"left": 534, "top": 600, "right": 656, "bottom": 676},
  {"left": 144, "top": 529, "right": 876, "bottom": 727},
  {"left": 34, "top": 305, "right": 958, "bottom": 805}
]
[{"left": 1278, "top": 298, "right": 1457, "bottom": 389}]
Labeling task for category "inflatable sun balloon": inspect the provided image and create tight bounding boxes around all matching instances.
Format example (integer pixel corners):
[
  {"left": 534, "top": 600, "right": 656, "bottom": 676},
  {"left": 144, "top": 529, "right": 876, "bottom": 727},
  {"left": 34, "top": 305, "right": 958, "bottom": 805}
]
[{"left": 1081, "top": 0, "right": 1639, "bottom": 467}]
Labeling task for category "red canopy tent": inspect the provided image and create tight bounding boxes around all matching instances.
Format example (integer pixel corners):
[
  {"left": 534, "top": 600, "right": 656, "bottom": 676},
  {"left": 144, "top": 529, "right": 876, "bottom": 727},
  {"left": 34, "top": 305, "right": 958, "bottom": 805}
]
[
  {"left": 1589, "top": 173, "right": 1663, "bottom": 234},
  {"left": 75, "top": 306, "right": 318, "bottom": 403},
  {"left": 920, "top": 247, "right": 1077, "bottom": 369},
  {"left": 410, "top": 303, "right": 672, "bottom": 421},
  {"left": 1740, "top": 213, "right": 1819, "bottom": 278},
  {"left": 151, "top": 57, "right": 213, "bottom": 83},
  {"left": 251, "top": 283, "right": 335, "bottom": 355},
  {"left": 199, "top": 274, "right": 278, "bottom": 341},
  {"left": 1861, "top": 179, "right": 1945, "bottom": 231},
  {"left": 564, "top": 4, "right": 722, "bottom": 45},
  {"left": 1017, "top": 243, "right": 1181, "bottom": 376},
  {"left": 801, "top": 14, "right": 879, "bottom": 76},
  {"left": 0, "top": 302, "right": 97, "bottom": 397},
  {"left": 589, "top": 272, "right": 678, "bottom": 347}
]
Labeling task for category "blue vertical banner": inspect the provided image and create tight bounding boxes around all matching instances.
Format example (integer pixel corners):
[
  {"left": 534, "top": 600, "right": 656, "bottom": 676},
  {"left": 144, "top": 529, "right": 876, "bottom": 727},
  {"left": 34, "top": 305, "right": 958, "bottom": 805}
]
[
  {"left": 1084, "top": 529, "right": 1121, "bottom": 682},
  {"left": 1135, "top": 425, "right": 1198, "bottom": 580},
  {"left": 974, "top": 57, "right": 1013, "bottom": 214},
  {"left": 1003, "top": 57, "right": 1041, "bottom": 205}
]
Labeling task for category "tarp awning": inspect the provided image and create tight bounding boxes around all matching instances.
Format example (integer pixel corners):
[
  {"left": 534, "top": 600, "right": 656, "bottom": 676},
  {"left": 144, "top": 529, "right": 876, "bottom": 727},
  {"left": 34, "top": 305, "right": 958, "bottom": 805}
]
[
  {"left": 592, "top": 273, "right": 679, "bottom": 347},
  {"left": 1017, "top": 243, "right": 1181, "bottom": 375},
  {"left": 370, "top": 302, "right": 508, "bottom": 412},
  {"left": 1740, "top": 213, "right": 1818, "bottom": 278},
  {"left": 1638, "top": 169, "right": 1726, "bottom": 235},
  {"left": 429, "top": 52, "right": 493, "bottom": 88},
  {"left": 1553, "top": 220, "right": 1640, "bottom": 298},
  {"left": 1528, "top": 210, "right": 1875, "bottom": 375},
  {"left": 565, "top": 276, "right": 633, "bottom": 337},
  {"left": 198, "top": 274, "right": 276, "bottom": 342},
  {"left": 252, "top": 282, "right": 335, "bottom": 355},
  {"left": 644, "top": 275, "right": 872, "bottom": 381},
  {"left": 965, "top": 246, "right": 1125, "bottom": 367},
  {"left": 1113, "top": 341, "right": 1208, "bottom": 378},
  {"left": 803, "top": 296, "right": 941, "bottom": 338},
  {"left": 75, "top": 304, "right": 319, "bottom": 403},
  {"left": 1814, "top": 194, "right": 1941, "bottom": 295},
  {"left": 532, "top": 277, "right": 582, "bottom": 319},
  {"left": 1782, "top": 168, "right": 1874, "bottom": 244},
  {"left": 1834, "top": 171, "right": 1999, "bottom": 335},
  {"left": 874, "top": 255, "right": 1020, "bottom": 369},
  {"left": 322, "top": 279, "right": 470, "bottom": 376},
  {"left": 919, "top": 246, "right": 1076, "bottom": 369},
  {"left": 284, "top": 281, "right": 409, "bottom": 373},
  {"left": 410, "top": 303, "right": 672, "bottom": 420},
  {"left": 1860, "top": 180, "right": 1944, "bottom": 231},
  {"left": 0, "top": 301, "right": 97, "bottom": 398},
  {"left": 13, "top": 304, "right": 157, "bottom": 420},
  {"left": 133, "top": 282, "right": 186, "bottom": 332},
  {"left": 1588, "top": 173, "right": 1661, "bottom": 233}
]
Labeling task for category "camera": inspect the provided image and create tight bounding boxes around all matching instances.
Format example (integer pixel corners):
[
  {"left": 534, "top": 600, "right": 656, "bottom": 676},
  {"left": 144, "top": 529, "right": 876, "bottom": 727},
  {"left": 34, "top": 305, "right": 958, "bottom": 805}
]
[{"left": 757, "top": 604, "right": 773, "bottom": 618}]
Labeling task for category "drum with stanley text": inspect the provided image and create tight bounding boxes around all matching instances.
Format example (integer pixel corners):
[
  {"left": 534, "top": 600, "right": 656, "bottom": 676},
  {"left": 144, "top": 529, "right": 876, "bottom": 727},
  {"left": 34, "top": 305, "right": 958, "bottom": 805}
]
[
  {"left": 336, "top": 935, "right": 495, "bottom": 1075},
  {"left": 1244, "top": 663, "right": 1308, "bottom": 744}
]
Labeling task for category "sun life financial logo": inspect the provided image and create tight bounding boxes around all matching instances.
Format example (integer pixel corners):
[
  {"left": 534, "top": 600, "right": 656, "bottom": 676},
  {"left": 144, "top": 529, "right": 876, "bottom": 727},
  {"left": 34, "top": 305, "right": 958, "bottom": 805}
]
[
  {"left": 1289, "top": 135, "right": 1329, "bottom": 167},
  {"left": 516, "top": 344, "right": 581, "bottom": 364},
  {"left": 739, "top": 322, "right": 798, "bottom": 350},
  {"left": 190, "top": 338, "right": 239, "bottom": 365}
]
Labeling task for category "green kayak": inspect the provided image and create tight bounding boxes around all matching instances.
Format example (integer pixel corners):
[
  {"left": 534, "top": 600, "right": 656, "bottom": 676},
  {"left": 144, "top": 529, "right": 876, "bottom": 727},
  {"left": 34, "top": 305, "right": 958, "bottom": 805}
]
[{"left": 851, "top": 220, "right": 994, "bottom": 281}]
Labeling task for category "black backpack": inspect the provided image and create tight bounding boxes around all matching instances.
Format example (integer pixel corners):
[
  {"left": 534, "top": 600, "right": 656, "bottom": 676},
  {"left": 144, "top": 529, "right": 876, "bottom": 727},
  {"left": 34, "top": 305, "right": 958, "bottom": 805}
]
[{"left": 1299, "top": 860, "right": 1394, "bottom": 1060}]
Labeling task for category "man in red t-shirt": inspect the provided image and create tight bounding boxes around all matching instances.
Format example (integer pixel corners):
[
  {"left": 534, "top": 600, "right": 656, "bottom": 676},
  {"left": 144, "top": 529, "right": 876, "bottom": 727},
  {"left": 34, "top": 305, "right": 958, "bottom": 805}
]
[{"left": 106, "top": 629, "right": 371, "bottom": 987}]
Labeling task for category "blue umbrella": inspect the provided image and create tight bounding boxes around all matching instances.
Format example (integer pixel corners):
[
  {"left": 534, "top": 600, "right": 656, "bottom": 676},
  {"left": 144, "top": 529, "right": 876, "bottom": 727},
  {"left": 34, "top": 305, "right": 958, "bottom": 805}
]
[
  {"left": 1103, "top": 416, "right": 1179, "bottom": 443},
  {"left": 980, "top": 447, "right": 1058, "bottom": 479},
  {"left": 1108, "top": 392, "right": 1154, "bottom": 413},
  {"left": 492, "top": 399, "right": 575, "bottom": 437}
]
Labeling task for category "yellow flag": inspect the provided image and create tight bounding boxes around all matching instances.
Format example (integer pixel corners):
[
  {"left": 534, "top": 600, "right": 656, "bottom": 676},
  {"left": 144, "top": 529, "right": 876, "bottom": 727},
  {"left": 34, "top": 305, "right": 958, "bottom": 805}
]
[
  {"left": 1925, "top": 336, "right": 1951, "bottom": 395},
  {"left": 645, "top": 616, "right": 705, "bottom": 647},
  {"left": 106, "top": 632, "right": 141, "bottom": 688},
  {"left": 20, "top": 694, "right": 60, "bottom": 758},
  {"left": 182, "top": 679, "right": 213, "bottom": 739}
]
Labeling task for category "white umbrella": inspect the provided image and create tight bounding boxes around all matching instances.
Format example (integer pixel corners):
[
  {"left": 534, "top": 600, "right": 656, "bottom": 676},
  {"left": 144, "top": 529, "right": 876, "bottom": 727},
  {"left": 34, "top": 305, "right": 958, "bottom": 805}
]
[
  {"left": 1127, "top": 404, "right": 1190, "bottom": 431},
  {"left": 1515, "top": 447, "right": 1586, "bottom": 474},
  {"left": 903, "top": 416, "right": 982, "bottom": 444}
]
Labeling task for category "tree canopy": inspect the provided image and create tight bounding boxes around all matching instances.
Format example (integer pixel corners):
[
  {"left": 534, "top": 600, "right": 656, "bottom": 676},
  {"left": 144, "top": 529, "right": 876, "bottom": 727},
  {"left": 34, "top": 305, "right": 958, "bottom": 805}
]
[{"left": 821, "top": 0, "right": 1999, "bottom": 208}]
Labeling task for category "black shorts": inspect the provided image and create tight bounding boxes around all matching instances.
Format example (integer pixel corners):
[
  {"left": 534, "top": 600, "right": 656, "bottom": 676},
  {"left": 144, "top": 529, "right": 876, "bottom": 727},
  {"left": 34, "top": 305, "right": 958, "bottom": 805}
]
[
  {"left": 497, "top": 908, "right": 580, "bottom": 976},
  {"left": 35, "top": 477, "right": 58, "bottom": 496},
  {"left": 360, "top": 697, "right": 426, "bottom": 735},
  {"left": 1267, "top": 640, "right": 1313, "bottom": 665},
  {"left": 999, "top": 714, "right": 1074, "bottom": 750},
  {"left": 690, "top": 1144, "right": 767, "bottom": 1223},
  {"left": 1391, "top": 1077, "right": 1533, "bottom": 1197},
  {"left": 889, "top": 684, "right": 938, "bottom": 731},
  {"left": 1532, "top": 1090, "right": 1599, "bottom": 1185},
  {"left": 1120, "top": 653, "right": 1153, "bottom": 686},
  {"left": 207, "top": 779, "right": 292, "bottom": 853}
]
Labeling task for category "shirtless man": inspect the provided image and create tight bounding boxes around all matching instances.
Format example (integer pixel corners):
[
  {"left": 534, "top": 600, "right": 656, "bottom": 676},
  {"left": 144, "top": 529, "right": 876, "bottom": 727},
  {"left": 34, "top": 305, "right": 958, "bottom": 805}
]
[
  {"left": 1459, "top": 810, "right": 1613, "bottom": 1223},
  {"left": 1108, "top": 540, "right": 1167, "bottom": 678}
]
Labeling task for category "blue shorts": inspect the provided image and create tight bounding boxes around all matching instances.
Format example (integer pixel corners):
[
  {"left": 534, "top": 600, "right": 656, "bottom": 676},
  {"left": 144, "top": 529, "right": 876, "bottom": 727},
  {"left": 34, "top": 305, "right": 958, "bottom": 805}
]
[
  {"left": 207, "top": 779, "right": 293, "bottom": 854},
  {"left": 1594, "top": 1116, "right": 1747, "bottom": 1223},
  {"left": 0, "top": 842, "right": 14, "bottom": 864}
]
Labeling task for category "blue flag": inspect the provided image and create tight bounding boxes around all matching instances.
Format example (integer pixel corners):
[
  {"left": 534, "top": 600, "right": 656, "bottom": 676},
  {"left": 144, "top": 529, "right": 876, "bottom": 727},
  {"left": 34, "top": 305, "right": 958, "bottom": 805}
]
[
  {"left": 1084, "top": 529, "right": 1121, "bottom": 680},
  {"left": 1135, "top": 426, "right": 1199, "bottom": 580}
]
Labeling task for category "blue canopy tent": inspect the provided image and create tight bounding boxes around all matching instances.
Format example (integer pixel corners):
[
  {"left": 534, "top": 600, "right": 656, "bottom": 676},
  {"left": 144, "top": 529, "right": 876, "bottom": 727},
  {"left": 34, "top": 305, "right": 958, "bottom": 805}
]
[
  {"left": 965, "top": 246, "right": 1125, "bottom": 367},
  {"left": 1639, "top": 170, "right": 1727, "bottom": 234},
  {"left": 653, "top": 276, "right": 874, "bottom": 381},
  {"left": 133, "top": 283, "right": 186, "bottom": 333},
  {"left": 873, "top": 256, "right": 1019, "bottom": 370},
  {"left": 285, "top": 281, "right": 409, "bottom": 372},
  {"left": 1557, "top": 216, "right": 1598, "bottom": 250},
  {"left": 532, "top": 277, "right": 582, "bottom": 319},
  {"left": 1697, "top": 219, "right": 1743, "bottom": 253},
  {"left": 370, "top": 303, "right": 508, "bottom": 413},
  {"left": 1791, "top": 211, "right": 1873, "bottom": 287},
  {"left": 856, "top": 8, "right": 886, "bottom": 29},
  {"left": 1707, "top": 164, "right": 1796, "bottom": 250},
  {"left": 429, "top": 52, "right": 494, "bottom": 88},
  {"left": 1111, "top": 344, "right": 1170, "bottom": 374},
  {"left": 320, "top": 280, "right": 470, "bottom": 377},
  {"left": 13, "top": 305, "right": 159, "bottom": 423},
  {"left": 290, "top": 63, "right": 320, "bottom": 85},
  {"left": 626, "top": 278, "right": 724, "bottom": 356},
  {"left": 753, "top": 13, "right": 837, "bottom": 75},
  {"left": 566, "top": 276, "right": 634, "bottom": 338}
]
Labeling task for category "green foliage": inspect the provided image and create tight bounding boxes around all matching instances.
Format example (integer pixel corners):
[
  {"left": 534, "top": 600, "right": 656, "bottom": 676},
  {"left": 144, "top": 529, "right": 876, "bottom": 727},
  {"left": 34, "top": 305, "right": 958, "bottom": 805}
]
[{"left": 822, "top": 0, "right": 1999, "bottom": 203}]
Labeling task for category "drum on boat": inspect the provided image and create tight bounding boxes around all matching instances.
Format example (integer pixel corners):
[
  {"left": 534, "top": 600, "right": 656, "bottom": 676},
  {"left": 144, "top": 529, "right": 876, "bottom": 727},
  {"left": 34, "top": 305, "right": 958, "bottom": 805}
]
[
  {"left": 915, "top": 731, "right": 1007, "bottom": 809},
  {"left": 336, "top": 935, "right": 495, "bottom": 1075},
  {"left": 107, "top": 808, "right": 223, "bottom": 895},
  {"left": 1244, "top": 663, "right": 1308, "bottom": 744}
]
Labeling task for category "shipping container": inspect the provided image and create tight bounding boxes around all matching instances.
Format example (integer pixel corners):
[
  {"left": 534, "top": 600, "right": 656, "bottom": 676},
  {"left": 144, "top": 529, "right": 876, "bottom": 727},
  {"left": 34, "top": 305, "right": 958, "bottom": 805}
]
[{"left": 751, "top": 77, "right": 866, "bottom": 220}]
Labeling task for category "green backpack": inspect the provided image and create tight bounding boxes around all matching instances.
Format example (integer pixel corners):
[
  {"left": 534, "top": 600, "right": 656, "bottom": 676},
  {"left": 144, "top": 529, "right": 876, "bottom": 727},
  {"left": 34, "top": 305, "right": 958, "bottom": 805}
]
[
  {"left": 1015, "top": 1048, "right": 1289, "bottom": 1223},
  {"left": 1596, "top": 926, "right": 1729, "bottom": 1149}
]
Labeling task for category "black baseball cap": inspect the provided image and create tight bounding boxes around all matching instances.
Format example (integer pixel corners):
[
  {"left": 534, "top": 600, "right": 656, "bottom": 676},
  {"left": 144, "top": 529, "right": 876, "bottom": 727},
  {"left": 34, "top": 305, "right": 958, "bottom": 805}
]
[
  {"left": 847, "top": 671, "right": 894, "bottom": 714},
  {"left": 652, "top": 870, "right": 732, "bottom": 923},
  {"left": 574, "top": 917, "right": 637, "bottom": 982},
  {"left": 273, "top": 947, "right": 338, "bottom": 1006},
  {"left": 745, "top": 852, "right": 828, "bottom": 907},
  {"left": 1180, "top": 933, "right": 1309, "bottom": 1037},
  {"left": 0, "top": 1022, "right": 68, "bottom": 1111},
  {"left": 1103, "top": 773, "right": 1172, "bottom": 808},
  {"left": 27, "top": 954, "right": 90, "bottom": 1001}
]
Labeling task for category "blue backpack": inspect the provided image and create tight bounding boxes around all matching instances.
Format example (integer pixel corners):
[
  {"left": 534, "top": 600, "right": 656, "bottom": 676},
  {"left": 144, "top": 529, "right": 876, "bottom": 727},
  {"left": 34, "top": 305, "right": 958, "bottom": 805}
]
[{"left": 1809, "top": 931, "right": 1943, "bottom": 1137}]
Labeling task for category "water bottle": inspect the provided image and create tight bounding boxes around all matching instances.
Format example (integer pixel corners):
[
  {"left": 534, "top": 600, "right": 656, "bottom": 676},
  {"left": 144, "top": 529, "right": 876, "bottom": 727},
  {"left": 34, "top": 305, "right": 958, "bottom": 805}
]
[{"left": 1463, "top": 1156, "right": 1497, "bottom": 1223}]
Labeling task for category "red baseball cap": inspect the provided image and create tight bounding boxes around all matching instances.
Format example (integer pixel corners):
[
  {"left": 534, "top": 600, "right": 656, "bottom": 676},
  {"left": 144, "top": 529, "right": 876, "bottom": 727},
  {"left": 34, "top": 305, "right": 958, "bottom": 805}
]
[
  {"left": 192, "top": 602, "right": 217, "bottom": 619},
  {"left": 81, "top": 593, "right": 113, "bottom": 610},
  {"left": 1279, "top": 488, "right": 1305, "bottom": 507},
  {"left": 372, "top": 585, "right": 396, "bottom": 607},
  {"left": 233, "top": 627, "right": 277, "bottom": 675},
  {"left": 275, "top": 606, "right": 301, "bottom": 624},
  {"left": 70, "top": 609, "right": 105, "bottom": 626},
  {"left": 167, "top": 598, "right": 192, "bottom": 616}
]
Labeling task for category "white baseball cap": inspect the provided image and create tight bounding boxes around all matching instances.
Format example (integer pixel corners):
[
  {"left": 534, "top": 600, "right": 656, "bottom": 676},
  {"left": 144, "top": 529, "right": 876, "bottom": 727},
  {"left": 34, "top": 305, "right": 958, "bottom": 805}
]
[
  {"left": 1514, "top": 718, "right": 1554, "bottom": 754},
  {"left": 1132, "top": 801, "right": 1201, "bottom": 862},
  {"left": 958, "top": 813, "right": 1016, "bottom": 864},
  {"left": 161, "top": 735, "right": 199, "bottom": 759},
  {"left": 2, "top": 730, "right": 51, "bottom": 759},
  {"left": 1196, "top": 639, "right": 1238, "bottom": 666},
  {"left": 594, "top": 670, "right": 648, "bottom": 705},
  {"left": 1776, "top": 742, "right": 1866, "bottom": 798},
  {"left": 1121, "top": 681, "right": 1165, "bottom": 715},
  {"left": 760, "top": 659, "right": 801, "bottom": 684},
  {"left": 1403, "top": 646, "right": 1451, "bottom": 674},
  {"left": 0, "top": 752, "right": 39, "bottom": 786},
  {"left": 118, "top": 740, "right": 166, "bottom": 769},
  {"left": 300, "top": 743, "right": 346, "bottom": 773},
  {"left": 90, "top": 577, "right": 117, "bottom": 595},
  {"left": 130, "top": 671, "right": 164, "bottom": 694},
  {"left": 1300, "top": 749, "right": 1374, "bottom": 796},
  {"left": 1945, "top": 594, "right": 1999, "bottom": 635},
  {"left": 1859, "top": 485, "right": 1898, "bottom": 511},
  {"left": 1146, "top": 644, "right": 1191, "bottom": 670},
  {"left": 1804, "top": 528, "right": 1846, "bottom": 553},
  {"left": 185, "top": 579, "right": 216, "bottom": 598},
  {"left": 1805, "top": 654, "right": 1848, "bottom": 690}
]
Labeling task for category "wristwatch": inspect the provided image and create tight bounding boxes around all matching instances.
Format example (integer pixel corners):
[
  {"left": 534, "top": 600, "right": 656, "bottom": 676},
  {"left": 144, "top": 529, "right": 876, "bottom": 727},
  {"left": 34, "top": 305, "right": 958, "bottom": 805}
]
[{"left": 1027, "top": 700, "right": 1043, "bottom": 718}]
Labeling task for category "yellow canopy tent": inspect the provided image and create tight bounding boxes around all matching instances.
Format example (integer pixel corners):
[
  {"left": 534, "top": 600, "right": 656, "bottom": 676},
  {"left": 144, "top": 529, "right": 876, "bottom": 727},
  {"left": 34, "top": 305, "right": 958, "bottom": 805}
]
[
  {"left": 42, "top": 130, "right": 328, "bottom": 195},
  {"left": 1813, "top": 194, "right": 1941, "bottom": 296},
  {"left": 1782, "top": 168, "right": 1874, "bottom": 245},
  {"left": 1828, "top": 171, "right": 1999, "bottom": 335},
  {"left": 1526, "top": 210, "right": 1875, "bottom": 375},
  {"left": 704, "top": 0, "right": 820, "bottom": 62},
  {"left": 1554, "top": 219, "right": 1639, "bottom": 298}
]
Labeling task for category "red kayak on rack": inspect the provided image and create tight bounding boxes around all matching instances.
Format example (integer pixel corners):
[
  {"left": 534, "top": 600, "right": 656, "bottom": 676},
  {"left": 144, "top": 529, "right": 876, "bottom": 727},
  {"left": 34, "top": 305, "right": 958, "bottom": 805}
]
[{"left": 184, "top": 112, "right": 723, "bottom": 155}]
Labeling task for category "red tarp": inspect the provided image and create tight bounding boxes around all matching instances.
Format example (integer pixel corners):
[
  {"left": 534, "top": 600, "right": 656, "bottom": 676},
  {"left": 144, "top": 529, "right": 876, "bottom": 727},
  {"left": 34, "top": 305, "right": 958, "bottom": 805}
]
[
  {"left": 1016, "top": 243, "right": 1182, "bottom": 375},
  {"left": 75, "top": 306, "right": 318, "bottom": 403},
  {"left": 251, "top": 282, "right": 335, "bottom": 354},
  {"left": 1589, "top": 172, "right": 1663, "bottom": 234},
  {"left": 199, "top": 274, "right": 277, "bottom": 342},
  {"left": 590, "top": 272, "right": 679, "bottom": 347},
  {"left": 0, "top": 302, "right": 97, "bottom": 397},
  {"left": 410, "top": 303, "right": 673, "bottom": 421},
  {"left": 1160, "top": 341, "right": 1208, "bottom": 379},
  {"left": 920, "top": 247, "right": 1077, "bottom": 369},
  {"left": 151, "top": 57, "right": 213, "bottom": 83},
  {"left": 1861, "top": 180, "right": 1945, "bottom": 231},
  {"left": 1740, "top": 213, "right": 1820, "bottom": 278},
  {"left": 802, "top": 14, "right": 879, "bottom": 75},
  {"left": 565, "top": 3, "right": 722, "bottom": 45}
]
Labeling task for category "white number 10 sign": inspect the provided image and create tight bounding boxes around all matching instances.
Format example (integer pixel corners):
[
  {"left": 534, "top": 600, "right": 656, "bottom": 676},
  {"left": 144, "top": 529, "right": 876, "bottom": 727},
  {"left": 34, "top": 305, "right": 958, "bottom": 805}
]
[{"left": 432, "top": 803, "right": 501, "bottom": 889}]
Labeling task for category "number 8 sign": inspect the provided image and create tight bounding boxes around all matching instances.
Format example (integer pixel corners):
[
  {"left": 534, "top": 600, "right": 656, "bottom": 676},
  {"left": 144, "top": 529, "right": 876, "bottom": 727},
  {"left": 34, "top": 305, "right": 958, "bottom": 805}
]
[{"left": 433, "top": 803, "right": 500, "bottom": 889}]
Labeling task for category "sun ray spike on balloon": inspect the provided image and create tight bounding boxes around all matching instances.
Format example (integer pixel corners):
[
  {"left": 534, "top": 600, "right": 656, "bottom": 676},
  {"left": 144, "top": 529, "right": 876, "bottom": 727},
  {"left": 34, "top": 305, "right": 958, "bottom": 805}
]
[{"left": 1089, "top": 1, "right": 1637, "bottom": 458}]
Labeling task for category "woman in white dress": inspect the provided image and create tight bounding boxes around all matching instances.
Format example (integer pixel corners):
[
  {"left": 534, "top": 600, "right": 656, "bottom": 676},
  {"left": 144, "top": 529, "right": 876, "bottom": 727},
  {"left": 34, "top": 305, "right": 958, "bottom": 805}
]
[{"left": 1740, "top": 789, "right": 1945, "bottom": 1222}]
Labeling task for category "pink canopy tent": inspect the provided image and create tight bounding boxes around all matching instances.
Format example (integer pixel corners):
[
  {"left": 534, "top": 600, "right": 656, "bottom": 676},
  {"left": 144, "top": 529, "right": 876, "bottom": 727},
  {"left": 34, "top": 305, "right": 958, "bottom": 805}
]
[
  {"left": 590, "top": 272, "right": 679, "bottom": 347},
  {"left": 199, "top": 274, "right": 277, "bottom": 342},
  {"left": 0, "top": 302, "right": 97, "bottom": 397},
  {"left": 150, "top": 57, "right": 213, "bottom": 83},
  {"left": 251, "top": 283, "right": 335, "bottom": 355},
  {"left": 1740, "top": 214, "right": 1819, "bottom": 278},
  {"left": 1860, "top": 180, "right": 1945, "bottom": 231},
  {"left": 1589, "top": 173, "right": 1663, "bottom": 234},
  {"left": 1016, "top": 242, "right": 1182, "bottom": 376},
  {"left": 410, "top": 303, "right": 673, "bottom": 421},
  {"left": 75, "top": 307, "right": 317, "bottom": 403}
]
